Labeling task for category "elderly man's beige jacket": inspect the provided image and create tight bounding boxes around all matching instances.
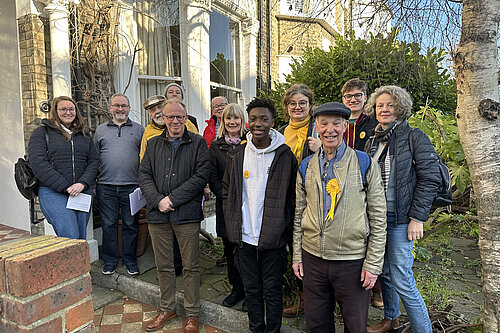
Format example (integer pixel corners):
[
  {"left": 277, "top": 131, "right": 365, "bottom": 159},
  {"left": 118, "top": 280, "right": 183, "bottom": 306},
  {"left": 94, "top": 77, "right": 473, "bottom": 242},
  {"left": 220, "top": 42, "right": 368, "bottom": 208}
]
[{"left": 292, "top": 147, "right": 387, "bottom": 274}]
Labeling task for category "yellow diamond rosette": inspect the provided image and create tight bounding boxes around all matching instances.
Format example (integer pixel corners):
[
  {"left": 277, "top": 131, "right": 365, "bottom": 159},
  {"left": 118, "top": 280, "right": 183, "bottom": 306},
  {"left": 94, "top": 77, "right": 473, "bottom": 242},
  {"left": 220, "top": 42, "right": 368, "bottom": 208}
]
[{"left": 326, "top": 178, "right": 340, "bottom": 220}]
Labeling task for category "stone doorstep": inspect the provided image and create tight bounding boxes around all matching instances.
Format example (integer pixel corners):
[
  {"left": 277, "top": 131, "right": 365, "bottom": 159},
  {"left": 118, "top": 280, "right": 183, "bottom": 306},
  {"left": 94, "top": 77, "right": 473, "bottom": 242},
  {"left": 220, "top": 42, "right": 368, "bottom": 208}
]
[{"left": 89, "top": 264, "right": 302, "bottom": 333}]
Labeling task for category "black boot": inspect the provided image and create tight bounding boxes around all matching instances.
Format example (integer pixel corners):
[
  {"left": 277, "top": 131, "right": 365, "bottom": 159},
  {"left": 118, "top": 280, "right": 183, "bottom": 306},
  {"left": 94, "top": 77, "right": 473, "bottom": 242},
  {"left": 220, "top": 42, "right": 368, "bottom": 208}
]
[{"left": 222, "top": 288, "right": 245, "bottom": 307}]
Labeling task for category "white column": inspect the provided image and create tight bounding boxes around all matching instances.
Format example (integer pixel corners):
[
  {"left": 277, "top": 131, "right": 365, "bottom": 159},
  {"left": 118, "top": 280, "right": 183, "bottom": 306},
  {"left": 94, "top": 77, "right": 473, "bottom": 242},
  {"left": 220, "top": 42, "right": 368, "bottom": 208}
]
[
  {"left": 180, "top": 0, "right": 211, "bottom": 132},
  {"left": 45, "top": 0, "right": 71, "bottom": 97},
  {"left": 241, "top": 18, "right": 259, "bottom": 107}
]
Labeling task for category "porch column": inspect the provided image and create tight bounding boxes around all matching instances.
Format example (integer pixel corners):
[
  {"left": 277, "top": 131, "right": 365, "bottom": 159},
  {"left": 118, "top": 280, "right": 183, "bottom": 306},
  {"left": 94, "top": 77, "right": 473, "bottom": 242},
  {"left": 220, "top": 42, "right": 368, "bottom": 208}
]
[
  {"left": 241, "top": 18, "right": 259, "bottom": 107},
  {"left": 180, "top": 0, "right": 211, "bottom": 131},
  {"left": 45, "top": 0, "right": 71, "bottom": 97}
]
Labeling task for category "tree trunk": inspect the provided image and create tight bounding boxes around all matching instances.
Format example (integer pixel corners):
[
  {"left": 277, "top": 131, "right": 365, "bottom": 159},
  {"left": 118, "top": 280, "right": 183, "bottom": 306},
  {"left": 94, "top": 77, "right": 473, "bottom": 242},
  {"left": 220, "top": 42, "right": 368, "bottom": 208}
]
[{"left": 454, "top": 1, "right": 500, "bottom": 331}]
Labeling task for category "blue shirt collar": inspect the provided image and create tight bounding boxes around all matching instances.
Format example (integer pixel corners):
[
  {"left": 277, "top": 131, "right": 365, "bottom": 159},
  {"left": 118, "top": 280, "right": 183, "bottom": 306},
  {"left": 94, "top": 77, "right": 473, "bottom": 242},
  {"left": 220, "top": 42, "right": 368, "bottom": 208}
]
[{"left": 320, "top": 140, "right": 346, "bottom": 163}]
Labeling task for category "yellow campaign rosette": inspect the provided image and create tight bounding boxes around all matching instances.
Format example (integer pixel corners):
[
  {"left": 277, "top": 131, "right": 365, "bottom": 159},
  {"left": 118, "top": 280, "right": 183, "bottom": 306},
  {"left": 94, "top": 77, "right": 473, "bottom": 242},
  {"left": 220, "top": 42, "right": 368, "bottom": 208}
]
[{"left": 326, "top": 178, "right": 340, "bottom": 220}]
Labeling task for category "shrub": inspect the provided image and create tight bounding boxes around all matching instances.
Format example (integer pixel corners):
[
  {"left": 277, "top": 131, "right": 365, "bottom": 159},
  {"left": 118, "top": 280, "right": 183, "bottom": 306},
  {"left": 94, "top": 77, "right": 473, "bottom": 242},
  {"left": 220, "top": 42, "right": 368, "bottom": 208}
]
[{"left": 265, "top": 28, "right": 456, "bottom": 128}]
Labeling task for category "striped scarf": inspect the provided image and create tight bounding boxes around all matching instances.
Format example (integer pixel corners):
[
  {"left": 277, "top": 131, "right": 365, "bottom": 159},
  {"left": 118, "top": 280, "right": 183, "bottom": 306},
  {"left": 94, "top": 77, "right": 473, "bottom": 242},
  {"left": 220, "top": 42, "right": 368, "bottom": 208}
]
[{"left": 371, "top": 121, "right": 398, "bottom": 191}]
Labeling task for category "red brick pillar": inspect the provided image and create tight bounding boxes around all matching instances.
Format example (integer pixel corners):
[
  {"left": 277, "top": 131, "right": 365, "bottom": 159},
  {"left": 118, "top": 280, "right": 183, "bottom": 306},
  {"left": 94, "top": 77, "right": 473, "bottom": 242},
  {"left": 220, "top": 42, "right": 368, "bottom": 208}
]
[{"left": 0, "top": 236, "right": 94, "bottom": 332}]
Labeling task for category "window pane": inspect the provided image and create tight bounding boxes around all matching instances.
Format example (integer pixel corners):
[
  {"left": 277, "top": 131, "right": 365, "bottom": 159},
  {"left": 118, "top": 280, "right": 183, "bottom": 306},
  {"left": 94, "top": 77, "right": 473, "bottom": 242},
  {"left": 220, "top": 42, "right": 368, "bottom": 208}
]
[
  {"left": 210, "top": 86, "right": 239, "bottom": 104},
  {"left": 209, "top": 10, "right": 237, "bottom": 88},
  {"left": 136, "top": 0, "right": 181, "bottom": 77}
]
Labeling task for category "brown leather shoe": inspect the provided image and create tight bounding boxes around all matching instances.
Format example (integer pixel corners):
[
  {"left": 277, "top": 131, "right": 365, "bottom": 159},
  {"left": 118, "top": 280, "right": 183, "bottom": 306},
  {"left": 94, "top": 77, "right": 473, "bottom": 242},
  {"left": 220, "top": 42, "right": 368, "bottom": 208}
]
[
  {"left": 145, "top": 310, "right": 177, "bottom": 332},
  {"left": 367, "top": 318, "right": 400, "bottom": 333},
  {"left": 183, "top": 316, "right": 199, "bottom": 333},
  {"left": 371, "top": 291, "right": 384, "bottom": 308},
  {"left": 283, "top": 292, "right": 304, "bottom": 317}
]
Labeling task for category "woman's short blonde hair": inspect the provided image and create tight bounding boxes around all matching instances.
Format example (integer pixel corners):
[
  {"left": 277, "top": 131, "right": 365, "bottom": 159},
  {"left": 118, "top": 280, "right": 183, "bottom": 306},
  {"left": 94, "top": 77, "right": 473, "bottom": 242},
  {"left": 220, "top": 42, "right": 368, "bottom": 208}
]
[
  {"left": 217, "top": 103, "right": 246, "bottom": 138},
  {"left": 365, "top": 85, "right": 413, "bottom": 120}
]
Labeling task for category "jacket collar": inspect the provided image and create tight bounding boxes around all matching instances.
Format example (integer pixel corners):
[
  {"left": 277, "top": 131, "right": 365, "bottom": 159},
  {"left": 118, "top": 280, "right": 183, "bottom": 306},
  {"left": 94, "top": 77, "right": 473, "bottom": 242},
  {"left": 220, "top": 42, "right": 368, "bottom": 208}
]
[
  {"left": 159, "top": 126, "right": 193, "bottom": 143},
  {"left": 107, "top": 118, "right": 133, "bottom": 127},
  {"left": 205, "top": 115, "right": 217, "bottom": 126}
]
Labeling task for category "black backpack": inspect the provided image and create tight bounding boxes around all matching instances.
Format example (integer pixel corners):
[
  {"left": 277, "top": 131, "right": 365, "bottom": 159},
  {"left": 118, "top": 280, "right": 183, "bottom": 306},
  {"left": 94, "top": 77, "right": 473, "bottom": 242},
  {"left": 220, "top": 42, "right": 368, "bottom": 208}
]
[
  {"left": 409, "top": 129, "right": 452, "bottom": 208},
  {"left": 14, "top": 125, "right": 49, "bottom": 200}
]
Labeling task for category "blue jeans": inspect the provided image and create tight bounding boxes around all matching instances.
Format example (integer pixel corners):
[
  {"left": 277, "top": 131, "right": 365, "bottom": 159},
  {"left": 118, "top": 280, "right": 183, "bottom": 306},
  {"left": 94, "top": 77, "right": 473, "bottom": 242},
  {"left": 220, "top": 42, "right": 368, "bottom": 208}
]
[
  {"left": 38, "top": 186, "right": 92, "bottom": 240},
  {"left": 380, "top": 212, "right": 432, "bottom": 333},
  {"left": 97, "top": 184, "right": 138, "bottom": 267}
]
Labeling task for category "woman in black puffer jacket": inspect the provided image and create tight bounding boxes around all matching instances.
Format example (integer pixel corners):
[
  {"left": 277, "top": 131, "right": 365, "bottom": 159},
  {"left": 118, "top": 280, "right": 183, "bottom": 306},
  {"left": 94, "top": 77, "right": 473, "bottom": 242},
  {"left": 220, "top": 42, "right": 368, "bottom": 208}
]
[
  {"left": 28, "top": 96, "right": 99, "bottom": 239},
  {"left": 208, "top": 103, "right": 247, "bottom": 309},
  {"left": 365, "top": 86, "right": 440, "bottom": 333}
]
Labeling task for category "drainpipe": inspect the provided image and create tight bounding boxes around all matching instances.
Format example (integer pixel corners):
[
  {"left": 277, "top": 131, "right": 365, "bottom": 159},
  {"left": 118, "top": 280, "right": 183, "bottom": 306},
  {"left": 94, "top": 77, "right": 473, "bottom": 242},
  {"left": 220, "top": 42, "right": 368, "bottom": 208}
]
[
  {"left": 257, "top": 0, "right": 262, "bottom": 91},
  {"left": 266, "top": 0, "right": 271, "bottom": 92},
  {"left": 45, "top": 0, "right": 72, "bottom": 97}
]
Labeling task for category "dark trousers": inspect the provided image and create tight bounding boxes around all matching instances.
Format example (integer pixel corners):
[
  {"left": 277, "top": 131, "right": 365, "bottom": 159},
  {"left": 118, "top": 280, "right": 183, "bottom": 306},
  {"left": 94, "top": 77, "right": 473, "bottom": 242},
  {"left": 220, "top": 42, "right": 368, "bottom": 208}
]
[
  {"left": 97, "top": 184, "right": 137, "bottom": 267},
  {"left": 222, "top": 237, "right": 244, "bottom": 294},
  {"left": 236, "top": 243, "right": 286, "bottom": 333},
  {"left": 302, "top": 250, "right": 370, "bottom": 333},
  {"left": 173, "top": 235, "right": 183, "bottom": 272}
]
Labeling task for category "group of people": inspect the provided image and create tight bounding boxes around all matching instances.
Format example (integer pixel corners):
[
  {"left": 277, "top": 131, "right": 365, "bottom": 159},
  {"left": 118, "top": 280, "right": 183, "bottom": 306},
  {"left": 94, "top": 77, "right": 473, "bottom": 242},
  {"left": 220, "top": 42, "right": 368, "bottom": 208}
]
[{"left": 27, "top": 77, "right": 441, "bottom": 333}]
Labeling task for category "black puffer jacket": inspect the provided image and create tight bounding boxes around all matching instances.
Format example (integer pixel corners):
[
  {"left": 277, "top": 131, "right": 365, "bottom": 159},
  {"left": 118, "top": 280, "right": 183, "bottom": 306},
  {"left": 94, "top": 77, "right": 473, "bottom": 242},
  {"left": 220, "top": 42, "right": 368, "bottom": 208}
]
[
  {"left": 278, "top": 119, "right": 316, "bottom": 159},
  {"left": 222, "top": 143, "right": 298, "bottom": 250},
  {"left": 366, "top": 121, "right": 440, "bottom": 224},
  {"left": 28, "top": 119, "right": 99, "bottom": 193},
  {"left": 346, "top": 113, "right": 378, "bottom": 151},
  {"left": 139, "top": 129, "right": 209, "bottom": 224},
  {"left": 208, "top": 136, "right": 244, "bottom": 238}
]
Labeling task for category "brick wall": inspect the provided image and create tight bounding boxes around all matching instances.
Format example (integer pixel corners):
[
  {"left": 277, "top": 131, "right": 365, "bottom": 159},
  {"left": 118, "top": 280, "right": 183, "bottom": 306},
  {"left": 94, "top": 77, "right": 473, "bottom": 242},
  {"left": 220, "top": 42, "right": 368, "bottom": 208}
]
[
  {"left": 17, "top": 14, "right": 52, "bottom": 236},
  {"left": 0, "top": 236, "right": 93, "bottom": 333},
  {"left": 268, "top": 7, "right": 338, "bottom": 89},
  {"left": 18, "top": 14, "right": 51, "bottom": 144}
]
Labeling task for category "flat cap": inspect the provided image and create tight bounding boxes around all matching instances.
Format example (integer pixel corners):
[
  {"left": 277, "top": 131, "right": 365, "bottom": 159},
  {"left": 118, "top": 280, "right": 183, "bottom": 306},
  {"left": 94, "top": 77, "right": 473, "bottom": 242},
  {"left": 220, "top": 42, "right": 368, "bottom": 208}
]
[
  {"left": 143, "top": 95, "right": 166, "bottom": 110},
  {"left": 313, "top": 102, "right": 351, "bottom": 119}
]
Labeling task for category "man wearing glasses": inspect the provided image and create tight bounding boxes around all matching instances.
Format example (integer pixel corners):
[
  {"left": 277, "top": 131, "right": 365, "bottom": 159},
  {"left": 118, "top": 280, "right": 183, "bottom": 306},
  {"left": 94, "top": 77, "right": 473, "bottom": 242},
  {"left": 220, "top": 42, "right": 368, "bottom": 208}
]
[
  {"left": 95, "top": 93, "right": 144, "bottom": 276},
  {"left": 139, "top": 99, "right": 209, "bottom": 333},
  {"left": 341, "top": 78, "right": 378, "bottom": 151},
  {"left": 203, "top": 96, "right": 228, "bottom": 147}
]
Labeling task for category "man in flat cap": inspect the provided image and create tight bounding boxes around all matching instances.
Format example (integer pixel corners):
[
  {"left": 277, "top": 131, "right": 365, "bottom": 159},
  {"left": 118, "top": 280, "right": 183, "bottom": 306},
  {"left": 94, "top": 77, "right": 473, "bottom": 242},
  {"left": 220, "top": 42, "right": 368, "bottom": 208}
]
[
  {"left": 140, "top": 94, "right": 198, "bottom": 160},
  {"left": 140, "top": 95, "right": 167, "bottom": 160},
  {"left": 292, "top": 102, "right": 387, "bottom": 332}
]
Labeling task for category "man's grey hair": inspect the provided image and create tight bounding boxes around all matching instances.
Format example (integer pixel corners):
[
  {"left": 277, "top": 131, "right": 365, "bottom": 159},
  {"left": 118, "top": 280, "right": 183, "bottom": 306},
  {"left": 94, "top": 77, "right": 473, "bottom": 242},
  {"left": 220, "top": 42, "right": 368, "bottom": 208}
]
[
  {"left": 211, "top": 96, "right": 228, "bottom": 107},
  {"left": 162, "top": 98, "right": 187, "bottom": 115},
  {"left": 110, "top": 93, "right": 130, "bottom": 106}
]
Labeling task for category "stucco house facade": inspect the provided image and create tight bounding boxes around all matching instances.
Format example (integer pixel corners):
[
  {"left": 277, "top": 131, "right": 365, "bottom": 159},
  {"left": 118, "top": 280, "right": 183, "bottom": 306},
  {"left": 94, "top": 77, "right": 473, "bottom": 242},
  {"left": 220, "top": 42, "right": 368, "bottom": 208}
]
[
  {"left": 1, "top": 0, "right": 389, "bottom": 261},
  {"left": 2, "top": 0, "right": 260, "bottom": 261}
]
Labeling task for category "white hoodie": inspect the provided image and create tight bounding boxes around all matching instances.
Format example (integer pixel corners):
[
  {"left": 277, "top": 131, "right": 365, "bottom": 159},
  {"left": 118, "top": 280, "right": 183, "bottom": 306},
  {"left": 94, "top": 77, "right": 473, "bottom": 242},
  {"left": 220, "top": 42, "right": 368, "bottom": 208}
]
[{"left": 241, "top": 128, "right": 286, "bottom": 246}]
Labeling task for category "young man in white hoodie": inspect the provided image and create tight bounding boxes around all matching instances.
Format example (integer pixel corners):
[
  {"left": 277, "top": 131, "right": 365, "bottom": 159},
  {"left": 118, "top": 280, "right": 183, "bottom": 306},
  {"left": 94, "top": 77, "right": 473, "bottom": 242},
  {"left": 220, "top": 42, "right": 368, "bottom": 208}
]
[{"left": 222, "top": 97, "right": 298, "bottom": 333}]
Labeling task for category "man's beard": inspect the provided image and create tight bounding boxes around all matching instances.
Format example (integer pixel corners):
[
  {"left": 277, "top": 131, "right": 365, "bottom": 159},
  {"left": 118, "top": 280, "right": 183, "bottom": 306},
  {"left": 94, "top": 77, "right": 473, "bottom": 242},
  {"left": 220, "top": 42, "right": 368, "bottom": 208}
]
[{"left": 152, "top": 114, "right": 164, "bottom": 126}]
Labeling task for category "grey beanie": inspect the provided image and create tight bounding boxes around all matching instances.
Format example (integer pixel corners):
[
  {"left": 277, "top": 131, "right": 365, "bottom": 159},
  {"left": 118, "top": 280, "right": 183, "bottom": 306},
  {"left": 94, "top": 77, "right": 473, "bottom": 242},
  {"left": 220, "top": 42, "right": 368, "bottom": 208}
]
[{"left": 164, "top": 83, "right": 184, "bottom": 100}]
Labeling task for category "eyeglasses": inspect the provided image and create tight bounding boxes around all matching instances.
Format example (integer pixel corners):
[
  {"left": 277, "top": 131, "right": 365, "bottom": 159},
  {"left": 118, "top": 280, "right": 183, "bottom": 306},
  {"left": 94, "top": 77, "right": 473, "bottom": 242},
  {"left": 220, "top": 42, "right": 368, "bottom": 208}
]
[
  {"left": 57, "top": 108, "right": 76, "bottom": 113},
  {"left": 111, "top": 104, "right": 130, "bottom": 109},
  {"left": 343, "top": 93, "right": 364, "bottom": 101},
  {"left": 163, "top": 115, "right": 186, "bottom": 122},
  {"left": 288, "top": 101, "right": 309, "bottom": 109},
  {"left": 212, "top": 103, "right": 227, "bottom": 109}
]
